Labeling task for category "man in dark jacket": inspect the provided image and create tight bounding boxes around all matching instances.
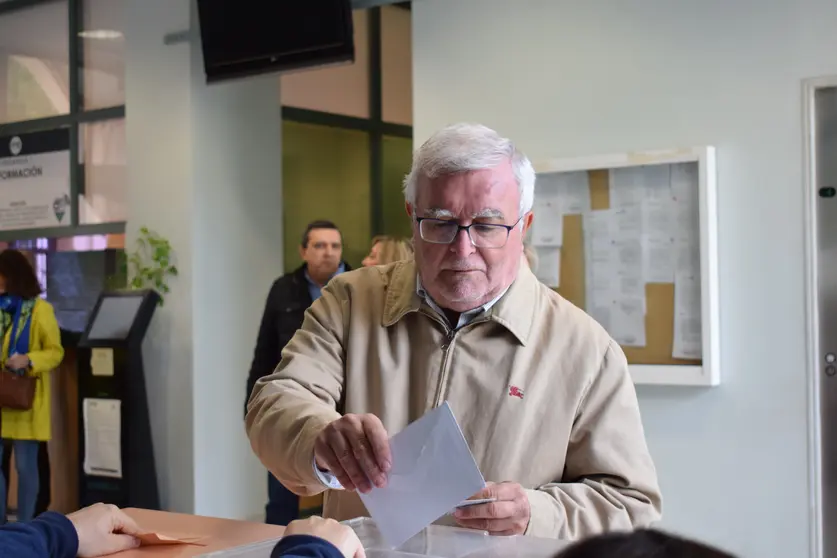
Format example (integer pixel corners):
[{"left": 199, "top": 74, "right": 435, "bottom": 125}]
[{"left": 246, "top": 220, "right": 350, "bottom": 526}]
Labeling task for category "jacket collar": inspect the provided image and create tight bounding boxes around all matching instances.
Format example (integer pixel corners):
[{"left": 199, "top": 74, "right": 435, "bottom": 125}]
[{"left": 382, "top": 258, "right": 536, "bottom": 345}]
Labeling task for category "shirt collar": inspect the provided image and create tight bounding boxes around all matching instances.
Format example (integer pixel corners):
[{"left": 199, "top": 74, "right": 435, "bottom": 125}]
[
  {"left": 382, "top": 259, "right": 536, "bottom": 345},
  {"left": 415, "top": 273, "right": 509, "bottom": 330},
  {"left": 304, "top": 262, "right": 345, "bottom": 288}
]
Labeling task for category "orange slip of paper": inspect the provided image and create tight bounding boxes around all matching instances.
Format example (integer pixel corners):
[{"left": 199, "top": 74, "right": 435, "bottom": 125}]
[{"left": 136, "top": 532, "right": 206, "bottom": 547}]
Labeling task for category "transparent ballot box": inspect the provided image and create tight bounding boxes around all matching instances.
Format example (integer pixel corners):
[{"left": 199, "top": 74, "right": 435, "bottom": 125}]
[
  {"left": 346, "top": 517, "right": 570, "bottom": 558},
  {"left": 199, "top": 538, "right": 280, "bottom": 557},
  {"left": 198, "top": 517, "right": 570, "bottom": 558}
]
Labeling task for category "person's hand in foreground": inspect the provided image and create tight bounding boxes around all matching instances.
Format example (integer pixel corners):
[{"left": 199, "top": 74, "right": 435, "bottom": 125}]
[
  {"left": 454, "top": 482, "right": 531, "bottom": 536},
  {"left": 68, "top": 503, "right": 141, "bottom": 557},
  {"left": 284, "top": 517, "right": 366, "bottom": 558},
  {"left": 314, "top": 413, "right": 391, "bottom": 493}
]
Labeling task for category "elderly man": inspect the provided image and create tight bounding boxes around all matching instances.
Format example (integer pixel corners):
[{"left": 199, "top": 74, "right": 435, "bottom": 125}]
[{"left": 247, "top": 123, "right": 662, "bottom": 540}]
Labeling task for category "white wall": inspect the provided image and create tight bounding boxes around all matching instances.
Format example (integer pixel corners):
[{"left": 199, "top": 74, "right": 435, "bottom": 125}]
[
  {"left": 125, "top": 0, "right": 282, "bottom": 519},
  {"left": 413, "top": 1, "right": 837, "bottom": 556},
  {"left": 124, "top": 0, "right": 195, "bottom": 514},
  {"left": 188, "top": 0, "right": 284, "bottom": 518}
]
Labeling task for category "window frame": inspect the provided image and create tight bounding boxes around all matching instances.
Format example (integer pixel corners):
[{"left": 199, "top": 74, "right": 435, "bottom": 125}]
[
  {"left": 0, "top": 0, "right": 126, "bottom": 241},
  {"left": 281, "top": 5, "right": 413, "bottom": 238},
  {"left": 0, "top": 2, "right": 415, "bottom": 243}
]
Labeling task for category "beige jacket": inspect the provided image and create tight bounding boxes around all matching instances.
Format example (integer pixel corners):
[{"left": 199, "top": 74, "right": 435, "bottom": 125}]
[{"left": 246, "top": 260, "right": 662, "bottom": 540}]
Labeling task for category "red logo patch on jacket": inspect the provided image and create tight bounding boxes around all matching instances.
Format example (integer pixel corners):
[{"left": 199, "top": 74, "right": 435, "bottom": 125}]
[{"left": 508, "top": 385, "right": 524, "bottom": 399}]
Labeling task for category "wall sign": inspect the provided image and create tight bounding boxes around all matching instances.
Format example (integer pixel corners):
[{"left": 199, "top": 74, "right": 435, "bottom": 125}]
[{"left": 0, "top": 129, "right": 71, "bottom": 231}]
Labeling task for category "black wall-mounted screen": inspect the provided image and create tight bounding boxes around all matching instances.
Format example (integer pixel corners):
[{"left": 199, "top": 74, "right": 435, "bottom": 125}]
[
  {"left": 86, "top": 296, "right": 144, "bottom": 341},
  {"left": 196, "top": 0, "right": 354, "bottom": 84}
]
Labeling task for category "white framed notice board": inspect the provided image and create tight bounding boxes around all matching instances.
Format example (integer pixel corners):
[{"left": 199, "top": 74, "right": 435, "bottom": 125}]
[{"left": 531, "top": 147, "right": 719, "bottom": 386}]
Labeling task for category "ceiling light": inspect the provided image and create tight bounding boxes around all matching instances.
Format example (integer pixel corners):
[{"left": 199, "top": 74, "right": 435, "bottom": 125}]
[{"left": 78, "top": 30, "right": 123, "bottom": 40}]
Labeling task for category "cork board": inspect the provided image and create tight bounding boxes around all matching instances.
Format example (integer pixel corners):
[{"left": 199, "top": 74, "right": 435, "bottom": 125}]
[{"left": 554, "top": 169, "right": 702, "bottom": 366}]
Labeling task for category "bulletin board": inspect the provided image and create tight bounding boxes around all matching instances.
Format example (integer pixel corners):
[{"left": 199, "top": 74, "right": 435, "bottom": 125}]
[{"left": 533, "top": 147, "right": 720, "bottom": 386}]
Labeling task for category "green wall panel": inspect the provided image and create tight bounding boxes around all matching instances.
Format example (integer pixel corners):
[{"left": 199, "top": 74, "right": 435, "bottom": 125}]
[
  {"left": 381, "top": 135, "right": 413, "bottom": 239},
  {"left": 282, "top": 121, "right": 371, "bottom": 272}
]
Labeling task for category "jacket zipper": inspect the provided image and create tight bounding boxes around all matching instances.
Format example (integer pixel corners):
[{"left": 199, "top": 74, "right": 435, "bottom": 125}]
[
  {"left": 433, "top": 329, "right": 457, "bottom": 406},
  {"left": 431, "top": 317, "right": 491, "bottom": 408}
]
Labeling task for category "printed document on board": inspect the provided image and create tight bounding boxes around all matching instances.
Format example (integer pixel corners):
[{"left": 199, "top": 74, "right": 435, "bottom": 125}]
[
  {"left": 83, "top": 398, "right": 122, "bottom": 479},
  {"left": 583, "top": 207, "right": 647, "bottom": 346}
]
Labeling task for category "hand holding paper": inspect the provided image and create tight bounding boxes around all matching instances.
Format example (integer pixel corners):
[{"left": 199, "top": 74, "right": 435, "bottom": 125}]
[
  {"left": 358, "top": 402, "right": 486, "bottom": 548},
  {"left": 67, "top": 503, "right": 205, "bottom": 557},
  {"left": 314, "top": 413, "right": 392, "bottom": 493},
  {"left": 454, "top": 481, "right": 531, "bottom": 536},
  {"left": 68, "top": 503, "right": 142, "bottom": 557}
]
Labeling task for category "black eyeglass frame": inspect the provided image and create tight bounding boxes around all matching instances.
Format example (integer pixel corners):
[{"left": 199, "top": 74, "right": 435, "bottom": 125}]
[{"left": 414, "top": 216, "right": 524, "bottom": 248}]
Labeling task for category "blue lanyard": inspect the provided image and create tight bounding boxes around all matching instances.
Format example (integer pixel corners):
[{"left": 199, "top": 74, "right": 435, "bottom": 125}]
[
  {"left": 6, "top": 304, "right": 29, "bottom": 375},
  {"left": 7, "top": 301, "right": 23, "bottom": 358}
]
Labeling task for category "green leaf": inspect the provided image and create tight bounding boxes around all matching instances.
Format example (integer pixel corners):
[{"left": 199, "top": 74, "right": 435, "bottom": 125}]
[{"left": 168, "top": 266, "right": 178, "bottom": 276}]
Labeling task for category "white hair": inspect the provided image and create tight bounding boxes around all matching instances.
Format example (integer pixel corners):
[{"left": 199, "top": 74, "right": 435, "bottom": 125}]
[{"left": 402, "top": 123, "right": 535, "bottom": 218}]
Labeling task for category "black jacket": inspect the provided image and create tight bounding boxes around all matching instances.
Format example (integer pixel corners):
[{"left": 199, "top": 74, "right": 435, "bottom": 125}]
[{"left": 245, "top": 263, "right": 351, "bottom": 415}]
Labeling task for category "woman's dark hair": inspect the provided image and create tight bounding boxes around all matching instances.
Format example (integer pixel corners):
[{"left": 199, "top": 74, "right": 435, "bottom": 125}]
[
  {"left": 0, "top": 249, "right": 42, "bottom": 299},
  {"left": 556, "top": 529, "right": 738, "bottom": 558}
]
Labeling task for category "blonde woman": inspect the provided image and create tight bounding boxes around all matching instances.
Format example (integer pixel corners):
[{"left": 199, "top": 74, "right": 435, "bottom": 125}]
[{"left": 361, "top": 236, "right": 413, "bottom": 267}]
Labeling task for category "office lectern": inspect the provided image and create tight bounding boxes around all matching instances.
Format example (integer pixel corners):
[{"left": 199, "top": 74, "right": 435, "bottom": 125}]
[{"left": 77, "top": 289, "right": 160, "bottom": 510}]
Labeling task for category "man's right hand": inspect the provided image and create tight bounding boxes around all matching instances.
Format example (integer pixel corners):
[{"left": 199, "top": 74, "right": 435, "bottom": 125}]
[{"left": 314, "top": 413, "right": 391, "bottom": 493}]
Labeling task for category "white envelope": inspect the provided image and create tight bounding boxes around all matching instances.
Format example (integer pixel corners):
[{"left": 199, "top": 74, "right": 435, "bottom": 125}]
[{"left": 359, "top": 401, "right": 486, "bottom": 548}]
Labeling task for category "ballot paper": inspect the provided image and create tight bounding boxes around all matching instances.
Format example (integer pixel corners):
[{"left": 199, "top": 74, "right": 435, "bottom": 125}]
[
  {"left": 136, "top": 532, "right": 205, "bottom": 547},
  {"left": 358, "top": 402, "right": 486, "bottom": 549}
]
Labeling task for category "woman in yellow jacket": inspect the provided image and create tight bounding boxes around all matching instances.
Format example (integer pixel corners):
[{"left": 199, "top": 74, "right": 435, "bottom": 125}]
[{"left": 0, "top": 249, "right": 63, "bottom": 523}]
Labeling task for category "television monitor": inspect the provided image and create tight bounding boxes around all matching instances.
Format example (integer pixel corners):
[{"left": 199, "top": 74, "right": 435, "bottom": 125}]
[{"left": 196, "top": 0, "right": 354, "bottom": 83}]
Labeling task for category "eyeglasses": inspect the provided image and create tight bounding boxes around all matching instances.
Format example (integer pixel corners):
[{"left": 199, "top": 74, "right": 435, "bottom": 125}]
[{"left": 416, "top": 217, "right": 522, "bottom": 249}]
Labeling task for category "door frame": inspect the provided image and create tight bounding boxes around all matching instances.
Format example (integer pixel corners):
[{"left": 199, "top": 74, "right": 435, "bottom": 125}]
[{"left": 803, "top": 74, "right": 837, "bottom": 558}]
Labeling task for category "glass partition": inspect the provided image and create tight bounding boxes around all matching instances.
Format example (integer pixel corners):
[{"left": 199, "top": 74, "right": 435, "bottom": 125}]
[
  {"left": 0, "top": 1, "right": 70, "bottom": 123},
  {"left": 81, "top": 0, "right": 125, "bottom": 109}
]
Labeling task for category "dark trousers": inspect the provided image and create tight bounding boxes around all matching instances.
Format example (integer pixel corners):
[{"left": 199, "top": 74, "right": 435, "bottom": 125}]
[
  {"left": 1, "top": 440, "right": 50, "bottom": 517},
  {"left": 266, "top": 473, "right": 298, "bottom": 526}
]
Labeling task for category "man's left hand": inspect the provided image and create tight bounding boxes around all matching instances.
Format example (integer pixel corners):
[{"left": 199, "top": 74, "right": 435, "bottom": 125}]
[{"left": 453, "top": 482, "right": 530, "bottom": 536}]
